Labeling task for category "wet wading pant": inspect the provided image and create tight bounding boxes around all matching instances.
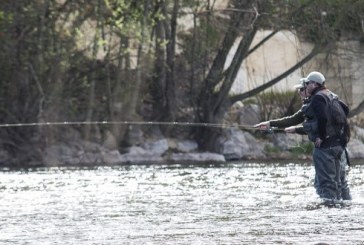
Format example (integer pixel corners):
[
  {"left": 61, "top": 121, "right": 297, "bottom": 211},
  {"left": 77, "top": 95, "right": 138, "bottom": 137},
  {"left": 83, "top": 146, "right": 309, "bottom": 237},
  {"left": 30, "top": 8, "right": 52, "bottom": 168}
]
[
  {"left": 313, "top": 149, "right": 351, "bottom": 200},
  {"left": 339, "top": 149, "right": 352, "bottom": 200},
  {"left": 313, "top": 145, "right": 349, "bottom": 200}
]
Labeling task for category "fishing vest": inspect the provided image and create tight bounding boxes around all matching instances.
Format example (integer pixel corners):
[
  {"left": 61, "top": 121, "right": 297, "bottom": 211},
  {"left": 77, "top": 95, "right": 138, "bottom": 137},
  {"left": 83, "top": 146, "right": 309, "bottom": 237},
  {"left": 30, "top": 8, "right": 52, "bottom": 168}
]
[{"left": 302, "top": 90, "right": 345, "bottom": 144}]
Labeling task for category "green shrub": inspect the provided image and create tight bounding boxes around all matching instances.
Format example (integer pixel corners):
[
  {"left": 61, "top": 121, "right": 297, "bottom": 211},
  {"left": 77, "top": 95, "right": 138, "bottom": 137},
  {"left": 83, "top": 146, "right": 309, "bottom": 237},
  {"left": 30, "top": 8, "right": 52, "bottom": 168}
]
[
  {"left": 289, "top": 142, "right": 314, "bottom": 155},
  {"left": 264, "top": 144, "right": 280, "bottom": 153}
]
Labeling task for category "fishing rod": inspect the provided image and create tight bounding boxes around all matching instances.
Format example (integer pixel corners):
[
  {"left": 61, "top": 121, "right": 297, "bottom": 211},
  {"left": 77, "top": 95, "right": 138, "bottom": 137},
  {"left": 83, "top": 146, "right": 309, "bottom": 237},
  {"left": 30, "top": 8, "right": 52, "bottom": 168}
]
[{"left": 0, "top": 120, "right": 285, "bottom": 133}]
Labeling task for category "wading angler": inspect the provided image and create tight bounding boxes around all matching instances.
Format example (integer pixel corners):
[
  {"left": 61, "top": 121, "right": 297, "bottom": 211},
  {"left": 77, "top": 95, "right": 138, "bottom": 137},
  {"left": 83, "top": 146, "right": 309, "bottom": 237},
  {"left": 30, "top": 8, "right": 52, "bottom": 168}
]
[{"left": 255, "top": 71, "right": 351, "bottom": 206}]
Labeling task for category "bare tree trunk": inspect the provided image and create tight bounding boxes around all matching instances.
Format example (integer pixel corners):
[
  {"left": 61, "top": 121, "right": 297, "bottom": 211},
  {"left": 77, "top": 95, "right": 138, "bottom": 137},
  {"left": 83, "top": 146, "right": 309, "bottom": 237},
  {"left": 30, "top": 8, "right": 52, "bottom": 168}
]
[
  {"left": 84, "top": 0, "right": 101, "bottom": 141},
  {"left": 109, "top": 36, "right": 130, "bottom": 145},
  {"left": 151, "top": 18, "right": 167, "bottom": 119},
  {"left": 197, "top": 0, "right": 258, "bottom": 150},
  {"left": 164, "top": 0, "right": 179, "bottom": 122},
  {"left": 150, "top": 2, "right": 167, "bottom": 121},
  {"left": 130, "top": 0, "right": 151, "bottom": 119},
  {"left": 108, "top": 0, "right": 151, "bottom": 146},
  {"left": 195, "top": 0, "right": 322, "bottom": 151}
]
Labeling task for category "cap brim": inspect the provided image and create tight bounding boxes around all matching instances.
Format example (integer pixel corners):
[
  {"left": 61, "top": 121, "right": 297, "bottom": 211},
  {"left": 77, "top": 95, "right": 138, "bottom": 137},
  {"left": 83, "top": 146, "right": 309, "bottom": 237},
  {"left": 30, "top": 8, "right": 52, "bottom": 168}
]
[{"left": 293, "top": 84, "right": 304, "bottom": 89}]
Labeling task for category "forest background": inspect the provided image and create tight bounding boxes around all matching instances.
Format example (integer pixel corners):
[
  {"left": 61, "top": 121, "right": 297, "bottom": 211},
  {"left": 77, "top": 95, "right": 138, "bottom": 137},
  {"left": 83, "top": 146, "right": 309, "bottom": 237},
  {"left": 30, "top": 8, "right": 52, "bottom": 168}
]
[{"left": 1, "top": 0, "right": 364, "bottom": 166}]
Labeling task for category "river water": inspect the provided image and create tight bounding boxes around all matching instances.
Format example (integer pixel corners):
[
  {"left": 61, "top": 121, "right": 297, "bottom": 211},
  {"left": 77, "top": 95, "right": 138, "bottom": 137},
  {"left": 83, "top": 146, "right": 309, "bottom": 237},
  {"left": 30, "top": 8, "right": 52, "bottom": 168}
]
[{"left": 0, "top": 162, "right": 363, "bottom": 245}]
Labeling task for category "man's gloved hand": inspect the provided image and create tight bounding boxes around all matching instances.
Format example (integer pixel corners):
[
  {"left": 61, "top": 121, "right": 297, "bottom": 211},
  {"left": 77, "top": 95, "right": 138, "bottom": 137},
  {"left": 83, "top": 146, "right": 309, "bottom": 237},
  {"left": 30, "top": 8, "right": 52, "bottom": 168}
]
[
  {"left": 284, "top": 126, "right": 296, "bottom": 134},
  {"left": 254, "top": 121, "right": 270, "bottom": 130},
  {"left": 315, "top": 137, "right": 323, "bottom": 148}
]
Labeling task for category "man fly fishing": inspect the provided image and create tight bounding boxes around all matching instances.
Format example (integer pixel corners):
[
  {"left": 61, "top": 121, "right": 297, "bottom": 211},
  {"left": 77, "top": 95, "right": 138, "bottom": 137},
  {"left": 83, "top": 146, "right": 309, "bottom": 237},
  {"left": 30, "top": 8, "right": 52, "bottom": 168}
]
[{"left": 255, "top": 72, "right": 351, "bottom": 205}]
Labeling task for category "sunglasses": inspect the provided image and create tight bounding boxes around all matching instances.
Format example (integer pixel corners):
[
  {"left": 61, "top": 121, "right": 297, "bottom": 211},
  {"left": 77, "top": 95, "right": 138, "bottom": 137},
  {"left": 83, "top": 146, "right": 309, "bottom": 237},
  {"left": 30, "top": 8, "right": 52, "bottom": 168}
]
[
  {"left": 305, "top": 81, "right": 315, "bottom": 85},
  {"left": 298, "top": 87, "right": 305, "bottom": 92}
]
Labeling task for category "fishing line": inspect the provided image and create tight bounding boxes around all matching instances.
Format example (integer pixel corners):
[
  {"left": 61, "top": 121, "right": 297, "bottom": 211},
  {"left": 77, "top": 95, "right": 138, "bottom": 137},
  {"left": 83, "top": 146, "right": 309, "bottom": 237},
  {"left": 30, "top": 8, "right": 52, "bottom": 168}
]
[
  {"left": 0, "top": 120, "right": 254, "bottom": 130},
  {"left": 0, "top": 120, "right": 286, "bottom": 134}
]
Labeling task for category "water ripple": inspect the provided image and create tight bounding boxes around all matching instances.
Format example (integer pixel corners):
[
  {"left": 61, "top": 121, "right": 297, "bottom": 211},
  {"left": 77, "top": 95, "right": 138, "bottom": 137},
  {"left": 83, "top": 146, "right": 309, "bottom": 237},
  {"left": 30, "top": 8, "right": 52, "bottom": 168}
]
[{"left": 0, "top": 163, "right": 363, "bottom": 244}]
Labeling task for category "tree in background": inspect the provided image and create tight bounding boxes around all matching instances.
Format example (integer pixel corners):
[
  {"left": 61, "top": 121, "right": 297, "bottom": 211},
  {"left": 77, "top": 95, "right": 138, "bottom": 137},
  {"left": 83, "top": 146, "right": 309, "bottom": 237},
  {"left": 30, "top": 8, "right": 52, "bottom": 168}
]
[
  {"left": 179, "top": 0, "right": 364, "bottom": 150},
  {"left": 0, "top": 0, "right": 152, "bottom": 162}
]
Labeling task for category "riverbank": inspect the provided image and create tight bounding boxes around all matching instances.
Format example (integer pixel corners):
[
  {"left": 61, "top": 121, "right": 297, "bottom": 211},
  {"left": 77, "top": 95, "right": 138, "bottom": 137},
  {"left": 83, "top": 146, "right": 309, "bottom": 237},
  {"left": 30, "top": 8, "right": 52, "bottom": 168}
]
[{"left": 1, "top": 124, "right": 363, "bottom": 168}]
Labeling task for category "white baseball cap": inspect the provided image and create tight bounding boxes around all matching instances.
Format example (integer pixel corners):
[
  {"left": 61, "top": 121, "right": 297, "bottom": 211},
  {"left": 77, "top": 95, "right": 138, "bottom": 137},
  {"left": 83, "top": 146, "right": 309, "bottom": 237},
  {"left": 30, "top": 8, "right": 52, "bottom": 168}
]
[{"left": 304, "top": 71, "right": 325, "bottom": 85}]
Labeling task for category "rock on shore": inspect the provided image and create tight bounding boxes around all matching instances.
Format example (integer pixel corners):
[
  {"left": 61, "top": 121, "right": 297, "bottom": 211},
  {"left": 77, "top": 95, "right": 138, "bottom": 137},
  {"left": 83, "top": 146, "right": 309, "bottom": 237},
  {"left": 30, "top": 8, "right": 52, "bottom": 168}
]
[{"left": 37, "top": 126, "right": 364, "bottom": 166}]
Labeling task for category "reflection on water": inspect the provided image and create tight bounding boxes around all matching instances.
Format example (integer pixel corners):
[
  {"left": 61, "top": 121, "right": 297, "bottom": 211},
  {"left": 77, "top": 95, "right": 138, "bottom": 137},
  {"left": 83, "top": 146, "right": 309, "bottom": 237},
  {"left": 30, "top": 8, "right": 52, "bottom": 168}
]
[{"left": 0, "top": 162, "right": 363, "bottom": 245}]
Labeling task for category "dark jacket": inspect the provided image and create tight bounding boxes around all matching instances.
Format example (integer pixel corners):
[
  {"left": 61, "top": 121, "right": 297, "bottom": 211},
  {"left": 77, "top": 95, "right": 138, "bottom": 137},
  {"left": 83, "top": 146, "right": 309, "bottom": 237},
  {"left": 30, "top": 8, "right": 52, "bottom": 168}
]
[
  {"left": 269, "top": 98, "right": 309, "bottom": 135},
  {"left": 302, "top": 88, "right": 344, "bottom": 147}
]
